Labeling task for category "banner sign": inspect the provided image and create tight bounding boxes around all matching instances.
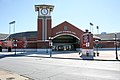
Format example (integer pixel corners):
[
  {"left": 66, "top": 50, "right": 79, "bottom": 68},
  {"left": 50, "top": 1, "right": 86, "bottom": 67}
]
[{"left": 83, "top": 34, "right": 90, "bottom": 48}]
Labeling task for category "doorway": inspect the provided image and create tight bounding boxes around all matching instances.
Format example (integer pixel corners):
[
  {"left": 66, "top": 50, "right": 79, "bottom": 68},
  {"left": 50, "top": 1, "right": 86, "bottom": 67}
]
[{"left": 52, "top": 35, "right": 80, "bottom": 51}]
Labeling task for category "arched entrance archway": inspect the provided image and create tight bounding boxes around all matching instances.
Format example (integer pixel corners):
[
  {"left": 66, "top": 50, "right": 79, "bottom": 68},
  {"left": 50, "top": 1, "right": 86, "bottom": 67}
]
[{"left": 52, "top": 34, "right": 80, "bottom": 51}]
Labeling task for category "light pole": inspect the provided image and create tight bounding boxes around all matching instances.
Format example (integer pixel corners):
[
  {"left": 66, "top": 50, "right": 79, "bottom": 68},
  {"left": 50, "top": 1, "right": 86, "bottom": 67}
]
[
  {"left": 95, "top": 40, "right": 99, "bottom": 56},
  {"left": 9, "top": 21, "right": 16, "bottom": 53},
  {"left": 90, "top": 22, "right": 93, "bottom": 33},
  {"left": 9, "top": 21, "right": 15, "bottom": 34},
  {"left": 49, "top": 37, "right": 53, "bottom": 58},
  {"left": 13, "top": 39, "right": 17, "bottom": 55},
  {"left": 115, "top": 33, "right": 118, "bottom": 60},
  {"left": 96, "top": 26, "right": 99, "bottom": 34}
]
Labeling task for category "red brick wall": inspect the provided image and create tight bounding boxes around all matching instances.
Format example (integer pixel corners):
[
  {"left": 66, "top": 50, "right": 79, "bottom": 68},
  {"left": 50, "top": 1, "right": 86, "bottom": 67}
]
[
  {"left": 47, "top": 18, "right": 51, "bottom": 39},
  {"left": 27, "top": 41, "right": 37, "bottom": 49},
  {"left": 93, "top": 41, "right": 120, "bottom": 48},
  {"left": 52, "top": 21, "right": 84, "bottom": 39},
  {"left": 51, "top": 21, "right": 84, "bottom": 48},
  {"left": 37, "top": 18, "right": 42, "bottom": 40},
  {"left": 37, "top": 41, "right": 49, "bottom": 48}
]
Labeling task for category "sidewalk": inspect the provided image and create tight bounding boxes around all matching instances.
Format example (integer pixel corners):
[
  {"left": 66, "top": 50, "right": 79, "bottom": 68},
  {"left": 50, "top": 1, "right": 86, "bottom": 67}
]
[
  {"left": 0, "top": 51, "right": 120, "bottom": 61},
  {"left": 93, "top": 51, "right": 120, "bottom": 61},
  {"left": 0, "top": 69, "right": 31, "bottom": 80},
  {"left": 26, "top": 51, "right": 120, "bottom": 61}
]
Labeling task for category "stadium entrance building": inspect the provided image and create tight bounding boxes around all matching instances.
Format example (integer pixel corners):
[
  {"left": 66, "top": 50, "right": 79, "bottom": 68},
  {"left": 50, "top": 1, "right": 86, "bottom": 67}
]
[
  {"left": 35, "top": 4, "right": 93, "bottom": 52},
  {"left": 0, "top": 4, "right": 94, "bottom": 56},
  {"left": 51, "top": 21, "right": 83, "bottom": 51}
]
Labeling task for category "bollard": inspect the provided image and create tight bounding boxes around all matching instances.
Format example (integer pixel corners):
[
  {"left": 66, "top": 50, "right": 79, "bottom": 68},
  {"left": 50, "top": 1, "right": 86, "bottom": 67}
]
[
  {"left": 8, "top": 47, "right": 11, "bottom": 52},
  {"left": 93, "top": 52, "right": 96, "bottom": 56},
  {"left": 86, "top": 52, "right": 89, "bottom": 56},
  {"left": 0, "top": 46, "right": 2, "bottom": 52},
  {"left": 97, "top": 52, "right": 99, "bottom": 56}
]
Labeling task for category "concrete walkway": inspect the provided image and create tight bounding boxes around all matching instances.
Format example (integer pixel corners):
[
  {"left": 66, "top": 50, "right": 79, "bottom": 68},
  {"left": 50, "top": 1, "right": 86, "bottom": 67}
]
[
  {"left": 26, "top": 51, "right": 120, "bottom": 61},
  {"left": 0, "top": 51, "right": 120, "bottom": 61},
  {"left": 52, "top": 51, "right": 120, "bottom": 61}
]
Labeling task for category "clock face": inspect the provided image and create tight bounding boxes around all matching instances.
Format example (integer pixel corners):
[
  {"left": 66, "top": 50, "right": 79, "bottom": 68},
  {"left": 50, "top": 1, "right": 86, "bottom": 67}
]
[{"left": 41, "top": 8, "right": 48, "bottom": 15}]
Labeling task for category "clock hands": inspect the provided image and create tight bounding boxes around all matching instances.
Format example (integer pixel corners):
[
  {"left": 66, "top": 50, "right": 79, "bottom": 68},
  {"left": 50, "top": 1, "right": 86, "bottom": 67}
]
[{"left": 41, "top": 8, "right": 48, "bottom": 15}]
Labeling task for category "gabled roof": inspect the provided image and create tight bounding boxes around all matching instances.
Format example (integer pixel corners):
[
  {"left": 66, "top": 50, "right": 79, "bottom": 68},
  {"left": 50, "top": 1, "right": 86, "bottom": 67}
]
[
  {"left": 52, "top": 21, "right": 84, "bottom": 32},
  {"left": 52, "top": 21, "right": 84, "bottom": 40}
]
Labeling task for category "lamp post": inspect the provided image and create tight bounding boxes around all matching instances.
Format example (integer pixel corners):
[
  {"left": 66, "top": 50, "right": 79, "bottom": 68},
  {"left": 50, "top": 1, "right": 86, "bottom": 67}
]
[
  {"left": 49, "top": 37, "right": 53, "bottom": 58},
  {"left": 96, "top": 26, "right": 99, "bottom": 34},
  {"left": 95, "top": 40, "right": 99, "bottom": 56},
  {"left": 13, "top": 39, "right": 17, "bottom": 55},
  {"left": 115, "top": 33, "right": 118, "bottom": 60},
  {"left": 90, "top": 22, "right": 93, "bottom": 33},
  {"left": 9, "top": 21, "right": 15, "bottom": 34}
]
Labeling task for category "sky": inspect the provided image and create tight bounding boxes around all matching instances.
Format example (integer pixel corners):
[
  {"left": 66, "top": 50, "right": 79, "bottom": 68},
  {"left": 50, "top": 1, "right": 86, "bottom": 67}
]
[{"left": 0, "top": 0, "right": 120, "bottom": 34}]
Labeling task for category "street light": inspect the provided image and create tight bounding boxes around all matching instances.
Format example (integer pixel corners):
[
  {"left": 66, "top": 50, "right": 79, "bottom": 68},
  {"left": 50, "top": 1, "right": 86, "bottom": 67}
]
[
  {"left": 49, "top": 37, "right": 53, "bottom": 58},
  {"left": 115, "top": 33, "right": 118, "bottom": 60},
  {"left": 96, "top": 26, "right": 99, "bottom": 34},
  {"left": 13, "top": 39, "right": 17, "bottom": 55},
  {"left": 90, "top": 22, "right": 93, "bottom": 33},
  {"left": 95, "top": 40, "right": 99, "bottom": 56},
  {"left": 9, "top": 21, "right": 16, "bottom": 34},
  {"left": 9, "top": 21, "right": 16, "bottom": 53}
]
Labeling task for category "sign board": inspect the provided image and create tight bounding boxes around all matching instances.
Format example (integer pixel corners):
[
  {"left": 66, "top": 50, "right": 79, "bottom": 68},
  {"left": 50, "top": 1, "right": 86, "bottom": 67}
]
[{"left": 83, "top": 34, "right": 90, "bottom": 48}]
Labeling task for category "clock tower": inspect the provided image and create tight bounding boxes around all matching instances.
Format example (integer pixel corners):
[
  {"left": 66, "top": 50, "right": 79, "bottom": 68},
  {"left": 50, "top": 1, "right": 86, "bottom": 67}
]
[{"left": 35, "top": 4, "right": 54, "bottom": 50}]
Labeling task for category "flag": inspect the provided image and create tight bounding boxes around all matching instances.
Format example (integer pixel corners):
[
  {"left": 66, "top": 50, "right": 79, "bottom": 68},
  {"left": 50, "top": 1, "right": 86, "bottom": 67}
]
[{"left": 9, "top": 21, "right": 15, "bottom": 24}]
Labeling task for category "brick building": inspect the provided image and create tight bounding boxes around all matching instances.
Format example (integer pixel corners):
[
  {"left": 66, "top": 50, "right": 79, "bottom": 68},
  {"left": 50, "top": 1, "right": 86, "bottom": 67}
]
[{"left": 0, "top": 4, "right": 120, "bottom": 52}]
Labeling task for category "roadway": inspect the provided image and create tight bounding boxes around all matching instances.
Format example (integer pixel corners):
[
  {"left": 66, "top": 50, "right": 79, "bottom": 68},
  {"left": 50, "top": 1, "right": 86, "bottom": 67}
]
[{"left": 0, "top": 55, "right": 120, "bottom": 80}]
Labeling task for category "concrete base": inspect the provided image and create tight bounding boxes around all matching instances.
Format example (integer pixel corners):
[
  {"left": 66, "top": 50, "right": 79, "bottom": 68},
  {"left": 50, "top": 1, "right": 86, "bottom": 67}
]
[
  {"left": 82, "top": 49, "right": 94, "bottom": 56},
  {"left": 37, "top": 48, "right": 51, "bottom": 53}
]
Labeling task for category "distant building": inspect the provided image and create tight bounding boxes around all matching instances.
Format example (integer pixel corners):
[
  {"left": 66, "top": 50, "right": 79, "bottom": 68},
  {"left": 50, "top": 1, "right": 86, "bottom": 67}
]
[{"left": 94, "top": 33, "right": 120, "bottom": 50}]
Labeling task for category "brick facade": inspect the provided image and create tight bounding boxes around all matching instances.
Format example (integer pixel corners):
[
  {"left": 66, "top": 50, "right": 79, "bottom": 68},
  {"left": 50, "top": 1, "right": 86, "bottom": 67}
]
[{"left": 52, "top": 21, "right": 84, "bottom": 39}]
